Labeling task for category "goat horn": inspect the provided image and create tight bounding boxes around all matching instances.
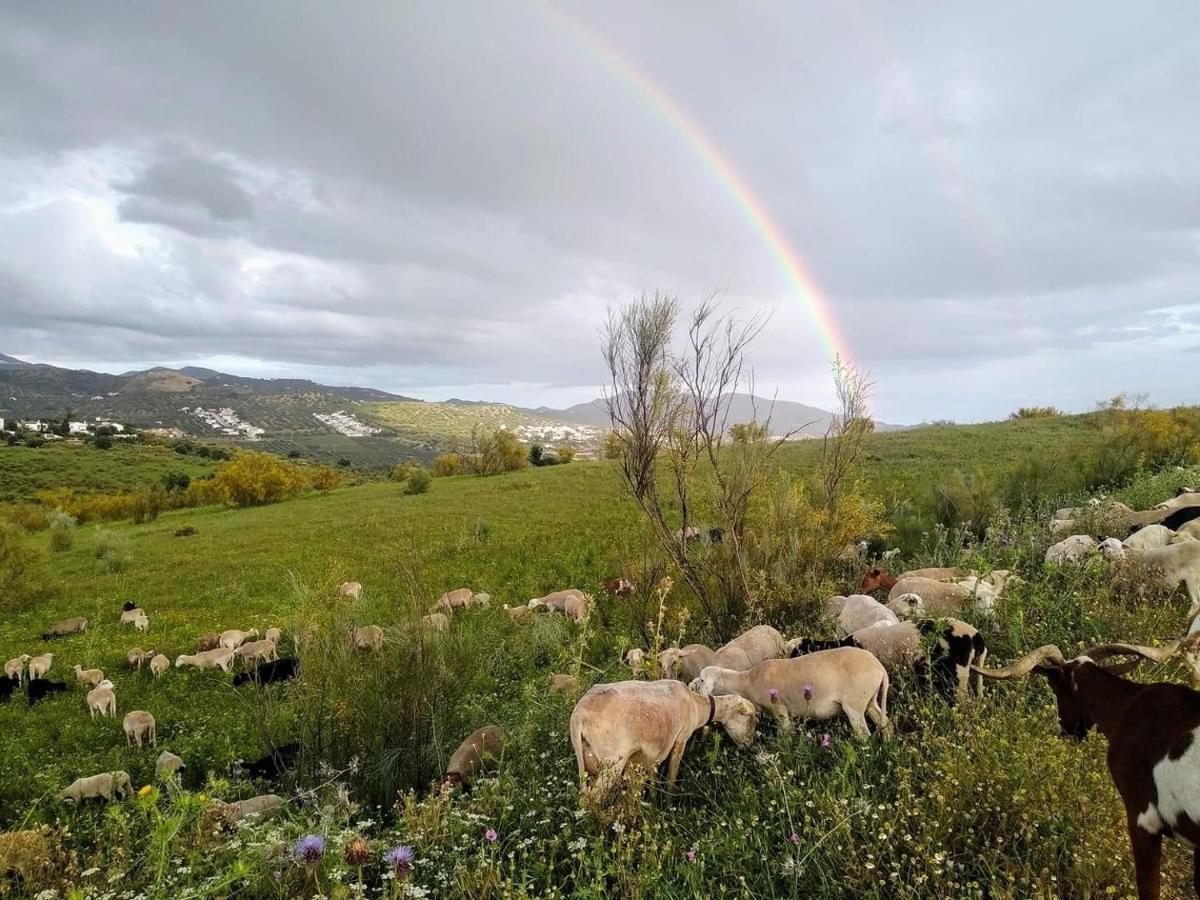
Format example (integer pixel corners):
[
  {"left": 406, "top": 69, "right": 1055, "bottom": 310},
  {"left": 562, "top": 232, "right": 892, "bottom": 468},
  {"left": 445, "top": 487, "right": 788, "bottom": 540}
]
[
  {"left": 1083, "top": 641, "right": 1180, "bottom": 663},
  {"left": 971, "top": 645, "right": 1067, "bottom": 679}
]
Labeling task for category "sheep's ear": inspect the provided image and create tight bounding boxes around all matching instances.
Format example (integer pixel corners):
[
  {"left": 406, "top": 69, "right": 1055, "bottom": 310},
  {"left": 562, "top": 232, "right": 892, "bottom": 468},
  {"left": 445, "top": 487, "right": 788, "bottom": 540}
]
[{"left": 916, "top": 619, "right": 935, "bottom": 636}]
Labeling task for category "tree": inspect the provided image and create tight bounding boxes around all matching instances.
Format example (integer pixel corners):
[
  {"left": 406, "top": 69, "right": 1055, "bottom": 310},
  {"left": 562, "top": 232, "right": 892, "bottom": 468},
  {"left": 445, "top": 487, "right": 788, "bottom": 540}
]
[
  {"left": 93, "top": 434, "right": 113, "bottom": 450},
  {"left": 819, "top": 357, "right": 874, "bottom": 509},
  {"left": 433, "top": 452, "right": 462, "bottom": 477},
  {"left": 528, "top": 444, "right": 545, "bottom": 466},
  {"left": 556, "top": 446, "right": 576, "bottom": 464},
  {"left": 462, "top": 427, "right": 527, "bottom": 476},
  {"left": 212, "top": 452, "right": 307, "bottom": 507}
]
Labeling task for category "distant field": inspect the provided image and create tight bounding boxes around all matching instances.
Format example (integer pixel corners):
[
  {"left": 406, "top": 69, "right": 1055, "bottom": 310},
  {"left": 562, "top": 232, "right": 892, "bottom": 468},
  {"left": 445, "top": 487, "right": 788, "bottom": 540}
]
[{"left": 0, "top": 441, "right": 218, "bottom": 503}]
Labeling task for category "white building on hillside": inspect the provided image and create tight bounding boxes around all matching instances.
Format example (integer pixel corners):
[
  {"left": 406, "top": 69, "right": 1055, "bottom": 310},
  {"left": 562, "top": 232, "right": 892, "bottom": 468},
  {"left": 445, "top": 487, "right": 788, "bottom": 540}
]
[{"left": 68, "top": 421, "right": 89, "bottom": 435}]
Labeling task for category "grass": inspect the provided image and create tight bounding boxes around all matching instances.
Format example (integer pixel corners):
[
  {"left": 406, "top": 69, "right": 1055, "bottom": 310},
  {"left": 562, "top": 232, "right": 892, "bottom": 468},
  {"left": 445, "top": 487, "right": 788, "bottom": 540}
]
[{"left": 2, "top": 415, "right": 1199, "bottom": 897}]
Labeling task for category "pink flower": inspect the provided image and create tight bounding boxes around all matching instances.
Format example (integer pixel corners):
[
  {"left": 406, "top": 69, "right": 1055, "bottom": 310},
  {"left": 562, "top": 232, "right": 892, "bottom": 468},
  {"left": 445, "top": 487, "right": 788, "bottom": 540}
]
[
  {"left": 767, "top": 687, "right": 780, "bottom": 701},
  {"left": 790, "top": 832, "right": 801, "bottom": 845},
  {"left": 802, "top": 684, "right": 813, "bottom": 700},
  {"left": 485, "top": 828, "right": 498, "bottom": 843},
  {"left": 686, "top": 850, "right": 696, "bottom": 863},
  {"left": 820, "top": 733, "right": 831, "bottom": 749}
]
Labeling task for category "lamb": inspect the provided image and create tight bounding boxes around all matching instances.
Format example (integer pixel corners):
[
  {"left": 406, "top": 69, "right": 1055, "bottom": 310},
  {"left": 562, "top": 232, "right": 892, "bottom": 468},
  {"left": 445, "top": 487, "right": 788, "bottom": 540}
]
[
  {"left": 550, "top": 673, "right": 580, "bottom": 694},
  {"left": 155, "top": 751, "right": 186, "bottom": 780},
  {"left": 622, "top": 648, "right": 647, "bottom": 675},
  {"left": 235, "top": 639, "right": 278, "bottom": 665},
  {"left": 421, "top": 613, "right": 449, "bottom": 631},
  {"left": 1099, "top": 537, "right": 1128, "bottom": 560},
  {"left": 718, "top": 624, "right": 787, "bottom": 669},
  {"left": 660, "top": 644, "right": 718, "bottom": 682},
  {"left": 28, "top": 653, "right": 53, "bottom": 681},
  {"left": 123, "top": 710, "right": 156, "bottom": 747},
  {"left": 1123, "top": 540, "right": 1200, "bottom": 617},
  {"left": 120, "top": 605, "right": 145, "bottom": 624},
  {"left": 828, "top": 594, "right": 899, "bottom": 635},
  {"left": 1045, "top": 535, "right": 1097, "bottom": 565},
  {"left": 351, "top": 625, "right": 384, "bottom": 650},
  {"left": 885, "top": 593, "right": 925, "bottom": 619},
  {"left": 528, "top": 589, "right": 590, "bottom": 621},
  {"left": 434, "top": 587, "right": 475, "bottom": 613},
  {"left": 196, "top": 634, "right": 221, "bottom": 652},
  {"left": 502, "top": 604, "right": 532, "bottom": 622},
  {"left": 133, "top": 613, "right": 150, "bottom": 633},
  {"left": 73, "top": 665, "right": 104, "bottom": 688},
  {"left": 42, "top": 617, "right": 87, "bottom": 640},
  {"left": 26, "top": 678, "right": 67, "bottom": 705},
  {"left": 219, "top": 628, "right": 259, "bottom": 651},
  {"left": 210, "top": 794, "right": 285, "bottom": 824},
  {"left": 174, "top": 648, "right": 236, "bottom": 673},
  {"left": 86, "top": 679, "right": 117, "bottom": 718},
  {"left": 1123, "top": 524, "right": 1176, "bottom": 551},
  {"left": 445, "top": 725, "right": 506, "bottom": 785},
  {"left": 127, "top": 647, "right": 153, "bottom": 670},
  {"left": 59, "top": 771, "right": 132, "bottom": 803},
  {"left": 4, "top": 654, "right": 30, "bottom": 684},
  {"left": 569, "top": 680, "right": 757, "bottom": 805},
  {"left": 149, "top": 654, "right": 170, "bottom": 679},
  {"left": 337, "top": 581, "right": 363, "bottom": 601},
  {"left": 601, "top": 576, "right": 636, "bottom": 595},
  {"left": 233, "top": 657, "right": 299, "bottom": 687},
  {"left": 887, "top": 577, "right": 974, "bottom": 615},
  {"left": 265, "top": 627, "right": 282, "bottom": 645},
  {"left": 691, "top": 647, "right": 891, "bottom": 740}
]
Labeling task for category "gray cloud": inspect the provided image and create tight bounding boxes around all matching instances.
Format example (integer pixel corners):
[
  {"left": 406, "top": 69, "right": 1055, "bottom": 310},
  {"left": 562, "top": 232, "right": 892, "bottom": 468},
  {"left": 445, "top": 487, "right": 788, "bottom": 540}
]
[{"left": 1, "top": 1, "right": 1198, "bottom": 422}]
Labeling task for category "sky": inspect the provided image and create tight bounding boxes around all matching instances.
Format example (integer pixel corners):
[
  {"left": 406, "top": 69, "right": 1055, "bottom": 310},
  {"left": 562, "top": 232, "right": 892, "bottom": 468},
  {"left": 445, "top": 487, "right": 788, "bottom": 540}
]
[{"left": 1, "top": 2, "right": 1198, "bottom": 424}]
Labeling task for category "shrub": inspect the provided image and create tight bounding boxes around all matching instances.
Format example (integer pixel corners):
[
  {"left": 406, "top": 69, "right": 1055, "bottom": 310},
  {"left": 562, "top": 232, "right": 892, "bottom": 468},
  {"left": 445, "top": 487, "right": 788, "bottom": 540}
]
[
  {"left": 48, "top": 528, "right": 73, "bottom": 552},
  {"left": 310, "top": 465, "right": 343, "bottom": 493},
  {"left": 93, "top": 528, "right": 130, "bottom": 573},
  {"left": 24, "top": 436, "right": 45, "bottom": 449},
  {"left": 432, "top": 452, "right": 462, "bottom": 477},
  {"left": 93, "top": 434, "right": 113, "bottom": 450},
  {"left": 1002, "top": 453, "right": 1077, "bottom": 511},
  {"left": 602, "top": 431, "right": 623, "bottom": 459},
  {"left": 462, "top": 427, "right": 528, "bottom": 476},
  {"left": 389, "top": 462, "right": 414, "bottom": 482},
  {"left": 528, "top": 444, "right": 546, "bottom": 466},
  {"left": 405, "top": 467, "right": 431, "bottom": 495},
  {"left": 211, "top": 452, "right": 307, "bottom": 507},
  {"left": 1009, "top": 406, "right": 1062, "bottom": 419},
  {"left": 288, "top": 449, "right": 302, "bottom": 459},
  {"left": 556, "top": 446, "right": 576, "bottom": 464},
  {"left": 336, "top": 457, "right": 352, "bottom": 468},
  {"left": 0, "top": 522, "right": 35, "bottom": 601},
  {"left": 163, "top": 471, "right": 192, "bottom": 492},
  {"left": 174, "top": 526, "right": 197, "bottom": 537},
  {"left": 932, "top": 469, "right": 1002, "bottom": 539},
  {"left": 4, "top": 504, "right": 49, "bottom": 532}
]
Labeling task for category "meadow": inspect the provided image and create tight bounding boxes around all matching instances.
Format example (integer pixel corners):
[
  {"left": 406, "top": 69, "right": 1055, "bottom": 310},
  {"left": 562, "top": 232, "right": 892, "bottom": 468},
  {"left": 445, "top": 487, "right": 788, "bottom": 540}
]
[{"left": 1, "top": 413, "right": 1199, "bottom": 898}]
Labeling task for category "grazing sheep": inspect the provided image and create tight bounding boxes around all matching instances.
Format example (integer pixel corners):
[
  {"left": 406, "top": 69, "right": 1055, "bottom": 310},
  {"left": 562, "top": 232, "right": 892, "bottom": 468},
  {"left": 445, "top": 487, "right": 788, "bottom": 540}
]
[
  {"left": 155, "top": 751, "right": 186, "bottom": 780},
  {"left": 73, "top": 665, "right": 104, "bottom": 688},
  {"left": 219, "top": 629, "right": 258, "bottom": 651},
  {"left": 445, "top": 725, "right": 506, "bottom": 785},
  {"left": 528, "top": 589, "right": 590, "bottom": 622},
  {"left": 472, "top": 592, "right": 492, "bottom": 605},
  {"left": 1123, "top": 524, "right": 1176, "bottom": 551},
  {"left": 351, "top": 625, "right": 384, "bottom": 650},
  {"left": 831, "top": 594, "right": 900, "bottom": 635},
  {"left": 236, "top": 639, "right": 278, "bottom": 665},
  {"left": 660, "top": 644, "right": 718, "bottom": 682},
  {"left": 434, "top": 587, "right": 475, "bottom": 613},
  {"left": 196, "top": 634, "right": 221, "bottom": 652},
  {"left": 4, "top": 654, "right": 30, "bottom": 684},
  {"left": 233, "top": 657, "right": 299, "bottom": 687},
  {"left": 601, "top": 576, "right": 636, "bottom": 595},
  {"left": 1046, "top": 535, "right": 1098, "bottom": 565},
  {"left": 123, "top": 710, "right": 156, "bottom": 747},
  {"left": 127, "top": 647, "right": 153, "bottom": 670},
  {"left": 265, "top": 627, "right": 282, "bottom": 645},
  {"left": 887, "top": 577, "right": 974, "bottom": 615},
  {"left": 210, "top": 794, "right": 285, "bottom": 824},
  {"left": 954, "top": 570, "right": 1015, "bottom": 612},
  {"left": 234, "top": 743, "right": 300, "bottom": 780},
  {"left": 149, "top": 654, "right": 169, "bottom": 679},
  {"left": 86, "top": 680, "right": 117, "bottom": 718},
  {"left": 59, "top": 771, "right": 132, "bottom": 803},
  {"left": 570, "top": 680, "right": 757, "bottom": 805},
  {"left": 26, "top": 678, "right": 67, "bottom": 705},
  {"left": 42, "top": 617, "right": 87, "bottom": 640},
  {"left": 174, "top": 648, "right": 236, "bottom": 673},
  {"left": 132, "top": 613, "right": 150, "bottom": 633},
  {"left": 1099, "top": 537, "right": 1127, "bottom": 560},
  {"left": 550, "top": 673, "right": 580, "bottom": 694},
  {"left": 337, "top": 581, "right": 363, "bottom": 601},
  {"left": 1123, "top": 540, "right": 1200, "bottom": 616},
  {"left": 28, "top": 653, "right": 53, "bottom": 681},
  {"left": 0, "top": 678, "right": 15, "bottom": 704},
  {"left": 692, "top": 647, "right": 891, "bottom": 740},
  {"left": 0, "top": 828, "right": 51, "bottom": 884},
  {"left": 718, "top": 624, "right": 788, "bottom": 669},
  {"left": 885, "top": 593, "right": 925, "bottom": 619},
  {"left": 1179, "top": 520, "right": 1200, "bottom": 542},
  {"left": 120, "top": 606, "right": 145, "bottom": 624},
  {"left": 858, "top": 566, "right": 963, "bottom": 595},
  {"left": 1155, "top": 490, "right": 1200, "bottom": 512},
  {"left": 421, "top": 613, "right": 449, "bottom": 631},
  {"left": 502, "top": 604, "right": 532, "bottom": 622},
  {"left": 917, "top": 618, "right": 988, "bottom": 699},
  {"left": 674, "top": 525, "right": 702, "bottom": 542},
  {"left": 622, "top": 648, "right": 646, "bottom": 675}
]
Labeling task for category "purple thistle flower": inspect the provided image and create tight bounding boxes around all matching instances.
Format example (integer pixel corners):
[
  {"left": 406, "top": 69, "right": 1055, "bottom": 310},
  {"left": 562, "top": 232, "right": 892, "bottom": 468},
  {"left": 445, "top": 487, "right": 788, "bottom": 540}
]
[
  {"left": 384, "top": 845, "right": 416, "bottom": 874},
  {"left": 767, "top": 687, "right": 780, "bottom": 701},
  {"left": 820, "top": 732, "right": 831, "bottom": 749},
  {"left": 485, "top": 828, "right": 498, "bottom": 843},
  {"left": 686, "top": 849, "right": 696, "bottom": 862},
  {"left": 292, "top": 834, "right": 326, "bottom": 865},
  {"left": 802, "top": 684, "right": 813, "bottom": 700},
  {"left": 790, "top": 832, "right": 801, "bottom": 845}
]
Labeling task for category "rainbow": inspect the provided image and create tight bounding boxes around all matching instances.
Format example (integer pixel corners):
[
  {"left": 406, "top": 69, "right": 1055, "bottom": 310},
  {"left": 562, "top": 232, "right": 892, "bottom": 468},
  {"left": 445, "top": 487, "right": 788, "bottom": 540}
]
[{"left": 539, "top": 2, "right": 854, "bottom": 364}]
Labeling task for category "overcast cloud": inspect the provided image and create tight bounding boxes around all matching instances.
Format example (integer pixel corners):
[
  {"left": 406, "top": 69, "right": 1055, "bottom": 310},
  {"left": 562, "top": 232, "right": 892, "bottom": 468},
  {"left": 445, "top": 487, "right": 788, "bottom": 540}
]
[{"left": 1, "top": 1, "right": 1198, "bottom": 422}]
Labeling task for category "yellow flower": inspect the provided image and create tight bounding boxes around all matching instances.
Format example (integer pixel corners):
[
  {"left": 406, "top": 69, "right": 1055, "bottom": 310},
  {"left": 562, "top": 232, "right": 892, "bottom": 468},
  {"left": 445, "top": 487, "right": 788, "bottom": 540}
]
[
  {"left": 138, "top": 785, "right": 154, "bottom": 797},
  {"left": 197, "top": 793, "right": 208, "bottom": 802}
]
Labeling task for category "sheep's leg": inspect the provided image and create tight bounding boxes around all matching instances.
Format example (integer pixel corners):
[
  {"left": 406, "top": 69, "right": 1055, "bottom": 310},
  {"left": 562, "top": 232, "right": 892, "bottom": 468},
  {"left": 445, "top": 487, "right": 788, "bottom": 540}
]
[
  {"left": 1185, "top": 576, "right": 1200, "bottom": 622},
  {"left": 843, "top": 707, "right": 872, "bottom": 742},
  {"left": 866, "top": 699, "right": 892, "bottom": 741},
  {"left": 665, "top": 737, "right": 688, "bottom": 787},
  {"left": 772, "top": 703, "right": 793, "bottom": 733}
]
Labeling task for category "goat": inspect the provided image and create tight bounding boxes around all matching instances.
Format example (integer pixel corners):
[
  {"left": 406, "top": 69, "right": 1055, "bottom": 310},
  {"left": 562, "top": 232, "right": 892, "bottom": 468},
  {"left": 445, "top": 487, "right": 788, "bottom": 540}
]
[
  {"left": 973, "top": 640, "right": 1199, "bottom": 899},
  {"left": 0, "top": 677, "right": 15, "bottom": 704},
  {"left": 601, "top": 576, "right": 636, "bottom": 596},
  {"left": 233, "top": 743, "right": 300, "bottom": 780}
]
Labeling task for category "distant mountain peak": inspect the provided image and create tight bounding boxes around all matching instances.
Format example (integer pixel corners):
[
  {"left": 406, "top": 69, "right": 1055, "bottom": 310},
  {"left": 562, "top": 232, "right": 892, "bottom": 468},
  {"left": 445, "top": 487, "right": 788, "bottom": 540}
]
[{"left": 0, "top": 353, "right": 31, "bottom": 366}]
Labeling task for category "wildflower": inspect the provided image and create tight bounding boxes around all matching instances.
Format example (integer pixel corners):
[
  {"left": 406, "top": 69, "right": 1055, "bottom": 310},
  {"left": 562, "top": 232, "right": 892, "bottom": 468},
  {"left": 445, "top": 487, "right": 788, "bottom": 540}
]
[
  {"left": 767, "top": 687, "right": 780, "bottom": 701},
  {"left": 820, "top": 733, "right": 831, "bottom": 749},
  {"left": 385, "top": 845, "right": 416, "bottom": 875},
  {"left": 343, "top": 834, "right": 371, "bottom": 867},
  {"left": 802, "top": 684, "right": 813, "bottom": 700},
  {"left": 790, "top": 832, "right": 801, "bottom": 845},
  {"left": 485, "top": 828, "right": 498, "bottom": 843},
  {"left": 293, "top": 834, "right": 326, "bottom": 865},
  {"left": 138, "top": 785, "right": 154, "bottom": 798},
  {"left": 686, "top": 850, "right": 696, "bottom": 862}
]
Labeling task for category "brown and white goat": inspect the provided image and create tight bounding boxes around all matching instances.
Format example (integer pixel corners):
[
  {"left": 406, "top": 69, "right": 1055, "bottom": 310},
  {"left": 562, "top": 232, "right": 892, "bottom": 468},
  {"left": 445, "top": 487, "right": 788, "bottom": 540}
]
[{"left": 973, "top": 641, "right": 1198, "bottom": 899}]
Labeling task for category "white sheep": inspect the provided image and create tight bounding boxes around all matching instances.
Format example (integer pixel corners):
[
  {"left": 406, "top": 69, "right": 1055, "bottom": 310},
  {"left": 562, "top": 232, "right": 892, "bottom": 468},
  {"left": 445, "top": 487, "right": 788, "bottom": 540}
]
[
  {"left": 73, "top": 665, "right": 104, "bottom": 688},
  {"left": 1179, "top": 520, "right": 1200, "bottom": 542},
  {"left": 28, "top": 653, "right": 54, "bottom": 680},
  {"left": 127, "top": 647, "right": 153, "bottom": 670},
  {"left": 885, "top": 593, "right": 925, "bottom": 619},
  {"left": 1124, "top": 541, "right": 1200, "bottom": 617},
  {"left": 133, "top": 613, "right": 150, "bottom": 633},
  {"left": 155, "top": 751, "right": 186, "bottom": 780},
  {"left": 59, "top": 771, "right": 132, "bottom": 803},
  {"left": 337, "top": 581, "right": 363, "bottom": 601},
  {"left": 1124, "top": 524, "right": 1177, "bottom": 551},
  {"left": 87, "top": 680, "right": 117, "bottom": 718},
  {"left": 264, "top": 627, "right": 282, "bottom": 645},
  {"left": 209, "top": 793, "right": 285, "bottom": 824},
  {"left": 149, "top": 654, "right": 170, "bottom": 679},
  {"left": 1099, "top": 537, "right": 1127, "bottom": 560},
  {"left": 1045, "top": 535, "right": 1097, "bottom": 565},
  {"left": 422, "top": 612, "right": 450, "bottom": 631},
  {"left": 219, "top": 628, "right": 259, "bottom": 651},
  {"left": 120, "top": 607, "right": 145, "bottom": 624},
  {"left": 659, "top": 644, "right": 718, "bottom": 682},
  {"left": 528, "top": 589, "right": 590, "bottom": 622},
  {"left": 4, "top": 654, "right": 30, "bottom": 684},
  {"left": 235, "top": 639, "right": 278, "bottom": 665},
  {"left": 621, "top": 648, "right": 647, "bottom": 675},
  {"left": 351, "top": 625, "right": 384, "bottom": 650},
  {"left": 888, "top": 577, "right": 974, "bottom": 615},
  {"left": 123, "top": 710, "right": 156, "bottom": 747},
  {"left": 174, "top": 648, "right": 236, "bottom": 673},
  {"left": 829, "top": 594, "right": 899, "bottom": 635}
]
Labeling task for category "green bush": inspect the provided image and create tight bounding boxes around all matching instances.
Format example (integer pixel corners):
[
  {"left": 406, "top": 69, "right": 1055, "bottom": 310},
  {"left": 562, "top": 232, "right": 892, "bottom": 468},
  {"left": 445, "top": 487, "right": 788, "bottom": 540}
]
[
  {"left": 931, "top": 469, "right": 1002, "bottom": 539},
  {"left": 93, "top": 527, "right": 130, "bottom": 573},
  {"left": 405, "top": 467, "right": 431, "bottom": 495},
  {"left": 0, "top": 522, "right": 35, "bottom": 601}
]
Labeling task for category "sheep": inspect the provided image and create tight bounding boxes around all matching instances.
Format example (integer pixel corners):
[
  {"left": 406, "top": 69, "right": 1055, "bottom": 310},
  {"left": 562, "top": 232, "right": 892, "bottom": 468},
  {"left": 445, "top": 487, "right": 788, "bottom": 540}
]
[
  {"left": 265, "top": 627, "right": 282, "bottom": 645},
  {"left": 196, "top": 633, "right": 221, "bottom": 652},
  {"left": 1124, "top": 524, "right": 1176, "bottom": 551},
  {"left": 133, "top": 613, "right": 150, "bottom": 633},
  {"left": 351, "top": 625, "right": 384, "bottom": 650},
  {"left": 528, "top": 589, "right": 590, "bottom": 622},
  {"left": 235, "top": 639, "right": 278, "bottom": 665},
  {"left": 123, "top": 710, "right": 156, "bottom": 747},
  {"left": 622, "top": 648, "right": 647, "bottom": 675},
  {"left": 210, "top": 794, "right": 285, "bottom": 824},
  {"left": 1123, "top": 540, "right": 1200, "bottom": 617},
  {"left": 73, "top": 665, "right": 104, "bottom": 688},
  {"left": 550, "top": 673, "right": 580, "bottom": 694},
  {"left": 175, "top": 648, "right": 236, "bottom": 673},
  {"left": 858, "top": 566, "right": 964, "bottom": 594},
  {"left": 691, "top": 647, "right": 891, "bottom": 740},
  {"left": 149, "top": 654, "right": 170, "bottom": 679},
  {"left": 4, "top": 654, "right": 30, "bottom": 684},
  {"left": 830, "top": 594, "right": 899, "bottom": 635},
  {"left": 86, "top": 679, "right": 117, "bottom": 718},
  {"left": 569, "top": 680, "right": 757, "bottom": 805},
  {"left": 1154, "top": 490, "right": 1200, "bottom": 512},
  {"left": 502, "top": 604, "right": 532, "bottom": 622},
  {"left": 954, "top": 570, "right": 1016, "bottom": 612},
  {"left": 26, "top": 678, "right": 67, "bottom": 705},
  {"left": 234, "top": 743, "right": 300, "bottom": 780},
  {"left": 127, "top": 647, "right": 153, "bottom": 670},
  {"left": 59, "top": 771, "right": 132, "bottom": 803},
  {"left": 445, "top": 725, "right": 506, "bottom": 785},
  {"left": 0, "top": 678, "right": 15, "bottom": 704},
  {"left": 233, "top": 657, "right": 299, "bottom": 687},
  {"left": 1099, "top": 537, "right": 1128, "bottom": 560},
  {"left": 1177, "top": 520, "right": 1200, "bottom": 543},
  {"left": 885, "top": 593, "right": 925, "bottom": 619},
  {"left": 674, "top": 525, "right": 702, "bottom": 542},
  {"left": 28, "top": 653, "right": 53, "bottom": 681},
  {"left": 421, "top": 612, "right": 449, "bottom": 631},
  {"left": 0, "top": 828, "right": 51, "bottom": 885},
  {"left": 155, "top": 751, "right": 186, "bottom": 780},
  {"left": 434, "top": 587, "right": 475, "bottom": 613},
  {"left": 1046, "top": 535, "right": 1097, "bottom": 565},
  {"left": 42, "top": 617, "right": 87, "bottom": 640},
  {"left": 887, "top": 577, "right": 974, "bottom": 615},
  {"left": 120, "top": 605, "right": 145, "bottom": 624},
  {"left": 660, "top": 644, "right": 718, "bottom": 682},
  {"left": 719, "top": 624, "right": 788, "bottom": 669},
  {"left": 602, "top": 576, "right": 636, "bottom": 595},
  {"left": 219, "top": 628, "right": 259, "bottom": 651},
  {"left": 337, "top": 581, "right": 363, "bottom": 601}
]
